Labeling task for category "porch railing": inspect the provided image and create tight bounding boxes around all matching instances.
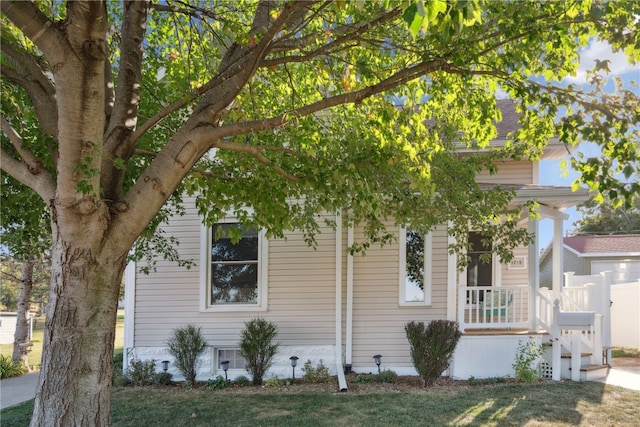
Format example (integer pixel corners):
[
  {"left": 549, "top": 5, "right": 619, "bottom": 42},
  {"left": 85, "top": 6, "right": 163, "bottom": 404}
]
[{"left": 457, "top": 285, "right": 529, "bottom": 331}]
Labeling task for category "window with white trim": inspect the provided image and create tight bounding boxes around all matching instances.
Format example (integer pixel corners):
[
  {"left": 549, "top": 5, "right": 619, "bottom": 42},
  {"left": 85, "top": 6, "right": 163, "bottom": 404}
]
[
  {"left": 399, "top": 228, "right": 432, "bottom": 306},
  {"left": 201, "top": 221, "right": 268, "bottom": 311},
  {"left": 217, "top": 348, "right": 246, "bottom": 371}
]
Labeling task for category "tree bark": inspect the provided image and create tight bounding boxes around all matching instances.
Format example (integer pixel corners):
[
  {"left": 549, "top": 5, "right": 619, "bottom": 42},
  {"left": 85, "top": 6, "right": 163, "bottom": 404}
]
[
  {"left": 30, "top": 237, "right": 126, "bottom": 427},
  {"left": 12, "top": 258, "right": 35, "bottom": 371}
]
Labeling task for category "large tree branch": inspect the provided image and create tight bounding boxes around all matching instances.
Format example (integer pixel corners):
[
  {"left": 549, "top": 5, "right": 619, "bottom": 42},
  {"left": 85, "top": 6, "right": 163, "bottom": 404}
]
[
  {"left": 102, "top": 1, "right": 149, "bottom": 200},
  {"left": 0, "top": 1, "right": 64, "bottom": 64},
  {"left": 264, "top": 7, "right": 402, "bottom": 65},
  {"left": 195, "top": 57, "right": 450, "bottom": 141},
  {"left": 0, "top": 147, "right": 55, "bottom": 202},
  {"left": 132, "top": 1, "right": 307, "bottom": 144},
  {"left": 0, "top": 43, "right": 58, "bottom": 138},
  {"left": 0, "top": 116, "right": 47, "bottom": 176}
]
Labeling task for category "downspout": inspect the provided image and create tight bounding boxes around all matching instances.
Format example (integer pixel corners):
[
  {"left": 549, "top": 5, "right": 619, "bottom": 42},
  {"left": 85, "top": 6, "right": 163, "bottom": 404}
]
[
  {"left": 345, "top": 225, "right": 354, "bottom": 372},
  {"left": 335, "top": 212, "right": 348, "bottom": 392},
  {"left": 446, "top": 223, "right": 458, "bottom": 379},
  {"left": 447, "top": 222, "right": 457, "bottom": 321},
  {"left": 123, "top": 261, "right": 136, "bottom": 374}
]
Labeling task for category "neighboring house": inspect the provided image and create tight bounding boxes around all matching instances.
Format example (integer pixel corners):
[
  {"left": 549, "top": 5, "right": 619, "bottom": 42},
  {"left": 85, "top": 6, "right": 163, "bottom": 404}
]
[
  {"left": 0, "top": 313, "right": 18, "bottom": 344},
  {"left": 540, "top": 235, "right": 640, "bottom": 350},
  {"left": 125, "top": 102, "right": 603, "bottom": 386},
  {"left": 540, "top": 235, "right": 640, "bottom": 287}
]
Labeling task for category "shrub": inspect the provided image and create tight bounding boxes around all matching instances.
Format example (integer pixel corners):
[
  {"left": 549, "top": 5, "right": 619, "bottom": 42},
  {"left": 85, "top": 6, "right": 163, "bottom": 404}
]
[
  {"left": 239, "top": 318, "right": 279, "bottom": 385},
  {"left": 377, "top": 369, "right": 398, "bottom": 383},
  {"left": 234, "top": 375, "right": 251, "bottom": 387},
  {"left": 0, "top": 355, "right": 25, "bottom": 379},
  {"left": 302, "top": 359, "right": 331, "bottom": 383},
  {"left": 205, "top": 375, "right": 230, "bottom": 389},
  {"left": 513, "top": 338, "right": 543, "bottom": 382},
  {"left": 166, "top": 324, "right": 208, "bottom": 384},
  {"left": 153, "top": 372, "right": 173, "bottom": 386},
  {"left": 127, "top": 359, "right": 157, "bottom": 386},
  {"left": 405, "top": 320, "right": 462, "bottom": 386},
  {"left": 264, "top": 376, "right": 282, "bottom": 387}
]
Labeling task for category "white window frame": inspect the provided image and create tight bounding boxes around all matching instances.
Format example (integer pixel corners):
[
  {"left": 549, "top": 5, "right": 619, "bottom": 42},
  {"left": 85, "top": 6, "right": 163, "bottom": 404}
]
[
  {"left": 215, "top": 348, "right": 247, "bottom": 376},
  {"left": 200, "top": 220, "right": 269, "bottom": 312},
  {"left": 399, "top": 227, "right": 432, "bottom": 306}
]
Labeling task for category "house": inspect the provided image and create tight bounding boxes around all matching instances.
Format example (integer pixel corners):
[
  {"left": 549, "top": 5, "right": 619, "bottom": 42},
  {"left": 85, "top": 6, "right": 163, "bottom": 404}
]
[
  {"left": 540, "top": 235, "right": 640, "bottom": 287},
  {"left": 124, "top": 103, "right": 605, "bottom": 386},
  {"left": 540, "top": 235, "right": 640, "bottom": 350}
]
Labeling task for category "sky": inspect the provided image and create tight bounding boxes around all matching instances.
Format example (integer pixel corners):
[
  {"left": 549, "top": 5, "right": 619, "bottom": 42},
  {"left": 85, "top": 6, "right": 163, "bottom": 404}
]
[{"left": 536, "top": 40, "right": 640, "bottom": 249}]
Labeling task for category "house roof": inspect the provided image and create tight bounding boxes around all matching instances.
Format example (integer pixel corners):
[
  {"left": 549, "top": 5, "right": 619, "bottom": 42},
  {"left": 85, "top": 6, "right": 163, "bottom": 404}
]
[
  {"left": 456, "top": 99, "right": 573, "bottom": 160},
  {"left": 563, "top": 235, "right": 640, "bottom": 256}
]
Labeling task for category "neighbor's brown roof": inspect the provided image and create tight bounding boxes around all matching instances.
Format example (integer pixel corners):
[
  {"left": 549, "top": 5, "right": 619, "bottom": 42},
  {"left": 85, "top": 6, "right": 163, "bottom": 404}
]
[{"left": 564, "top": 235, "right": 640, "bottom": 254}]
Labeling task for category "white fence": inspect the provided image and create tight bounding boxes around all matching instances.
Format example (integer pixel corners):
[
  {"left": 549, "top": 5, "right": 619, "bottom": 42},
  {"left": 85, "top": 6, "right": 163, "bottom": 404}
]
[{"left": 611, "top": 280, "right": 640, "bottom": 350}]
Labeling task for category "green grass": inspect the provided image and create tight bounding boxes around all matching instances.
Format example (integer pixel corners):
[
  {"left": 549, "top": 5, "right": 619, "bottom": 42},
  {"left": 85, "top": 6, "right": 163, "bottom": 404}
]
[
  {"left": 2, "top": 382, "right": 639, "bottom": 426},
  {"left": 612, "top": 347, "right": 639, "bottom": 358},
  {"left": 0, "top": 310, "right": 125, "bottom": 370}
]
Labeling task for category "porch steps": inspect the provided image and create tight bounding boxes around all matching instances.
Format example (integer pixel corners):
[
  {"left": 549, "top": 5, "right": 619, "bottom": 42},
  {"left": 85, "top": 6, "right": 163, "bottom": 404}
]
[
  {"left": 569, "top": 364, "right": 609, "bottom": 381},
  {"left": 561, "top": 352, "right": 592, "bottom": 359}
]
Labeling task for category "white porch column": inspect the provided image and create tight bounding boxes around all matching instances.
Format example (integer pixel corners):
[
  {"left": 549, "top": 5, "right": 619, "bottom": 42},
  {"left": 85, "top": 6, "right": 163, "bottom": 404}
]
[
  {"left": 552, "top": 214, "right": 564, "bottom": 300},
  {"left": 528, "top": 215, "right": 539, "bottom": 331},
  {"left": 537, "top": 205, "right": 568, "bottom": 301}
]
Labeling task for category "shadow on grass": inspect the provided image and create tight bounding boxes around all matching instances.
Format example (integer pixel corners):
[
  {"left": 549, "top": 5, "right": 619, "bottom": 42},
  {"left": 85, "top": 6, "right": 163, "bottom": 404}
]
[{"left": 3, "top": 381, "right": 639, "bottom": 426}]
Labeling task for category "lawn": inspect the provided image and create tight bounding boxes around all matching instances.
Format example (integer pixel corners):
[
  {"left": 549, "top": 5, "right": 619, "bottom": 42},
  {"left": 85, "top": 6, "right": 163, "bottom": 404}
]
[
  {"left": 0, "top": 309, "right": 125, "bottom": 369},
  {"left": 2, "top": 381, "right": 639, "bottom": 426}
]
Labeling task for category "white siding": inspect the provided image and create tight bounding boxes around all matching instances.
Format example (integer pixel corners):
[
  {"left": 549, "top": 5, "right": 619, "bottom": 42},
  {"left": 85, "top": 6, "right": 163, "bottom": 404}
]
[
  {"left": 133, "top": 202, "right": 336, "bottom": 349},
  {"left": 476, "top": 161, "right": 533, "bottom": 185}
]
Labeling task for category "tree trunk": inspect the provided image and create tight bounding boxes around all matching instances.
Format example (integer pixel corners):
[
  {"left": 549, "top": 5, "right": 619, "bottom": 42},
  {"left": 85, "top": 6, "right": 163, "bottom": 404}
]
[
  {"left": 12, "top": 258, "right": 35, "bottom": 370},
  {"left": 30, "top": 238, "right": 126, "bottom": 427}
]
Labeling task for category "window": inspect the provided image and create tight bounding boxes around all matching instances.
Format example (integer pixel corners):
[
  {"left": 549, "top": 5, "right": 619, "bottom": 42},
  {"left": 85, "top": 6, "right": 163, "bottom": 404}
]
[
  {"left": 399, "top": 228, "right": 432, "bottom": 306},
  {"left": 217, "top": 348, "right": 246, "bottom": 371},
  {"left": 200, "top": 221, "right": 268, "bottom": 311}
]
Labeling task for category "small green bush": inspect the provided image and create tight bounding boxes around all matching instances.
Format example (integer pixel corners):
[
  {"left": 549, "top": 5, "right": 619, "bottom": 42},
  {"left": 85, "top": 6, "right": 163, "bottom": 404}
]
[
  {"left": 239, "top": 318, "right": 279, "bottom": 385},
  {"left": 234, "top": 375, "right": 251, "bottom": 386},
  {"left": 377, "top": 370, "right": 398, "bottom": 383},
  {"left": 166, "top": 325, "right": 208, "bottom": 384},
  {"left": 0, "top": 355, "right": 25, "bottom": 379},
  {"left": 513, "top": 339, "right": 543, "bottom": 382},
  {"left": 302, "top": 359, "right": 331, "bottom": 383},
  {"left": 153, "top": 372, "right": 173, "bottom": 386},
  {"left": 405, "top": 320, "right": 462, "bottom": 387},
  {"left": 264, "top": 376, "right": 282, "bottom": 387},
  {"left": 127, "top": 359, "right": 157, "bottom": 386},
  {"left": 206, "top": 375, "right": 230, "bottom": 389}
]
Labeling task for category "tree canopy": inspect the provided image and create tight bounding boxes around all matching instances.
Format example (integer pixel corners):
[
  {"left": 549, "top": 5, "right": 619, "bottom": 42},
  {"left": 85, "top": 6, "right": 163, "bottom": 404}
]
[
  {"left": 1, "top": 1, "right": 639, "bottom": 425},
  {"left": 573, "top": 195, "right": 640, "bottom": 235}
]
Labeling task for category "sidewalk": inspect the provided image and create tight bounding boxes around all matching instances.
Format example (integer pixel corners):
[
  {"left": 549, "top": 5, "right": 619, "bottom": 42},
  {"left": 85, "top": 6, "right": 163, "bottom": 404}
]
[
  {"left": 1, "top": 359, "right": 638, "bottom": 410},
  {"left": 0, "top": 371, "right": 39, "bottom": 410},
  {"left": 596, "top": 357, "right": 640, "bottom": 391}
]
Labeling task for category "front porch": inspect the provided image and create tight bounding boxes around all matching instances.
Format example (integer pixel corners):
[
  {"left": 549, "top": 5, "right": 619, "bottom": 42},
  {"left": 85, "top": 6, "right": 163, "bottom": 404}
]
[{"left": 451, "top": 272, "right": 612, "bottom": 381}]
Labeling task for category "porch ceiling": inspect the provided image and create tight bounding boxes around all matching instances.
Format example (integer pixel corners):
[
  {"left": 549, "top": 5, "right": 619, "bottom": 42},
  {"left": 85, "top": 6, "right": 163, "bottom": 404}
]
[{"left": 479, "top": 183, "right": 592, "bottom": 210}]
